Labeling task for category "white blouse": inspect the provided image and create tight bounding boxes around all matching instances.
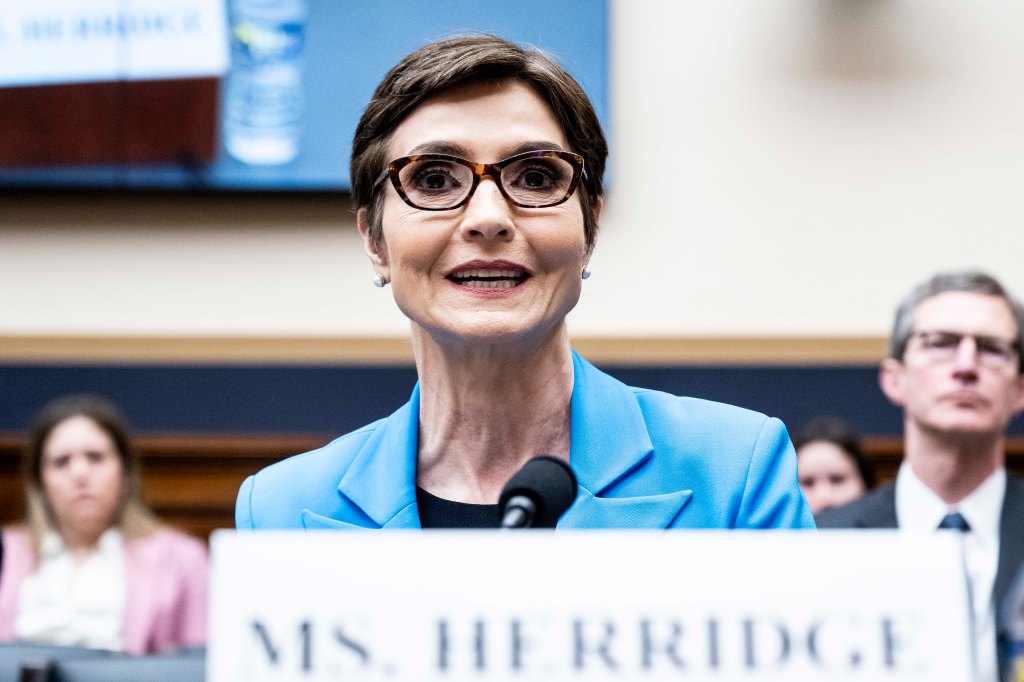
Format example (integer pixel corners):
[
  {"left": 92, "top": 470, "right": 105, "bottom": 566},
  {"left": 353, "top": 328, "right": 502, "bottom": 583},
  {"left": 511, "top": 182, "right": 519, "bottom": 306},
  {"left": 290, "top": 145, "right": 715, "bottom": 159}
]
[{"left": 13, "top": 528, "right": 126, "bottom": 651}]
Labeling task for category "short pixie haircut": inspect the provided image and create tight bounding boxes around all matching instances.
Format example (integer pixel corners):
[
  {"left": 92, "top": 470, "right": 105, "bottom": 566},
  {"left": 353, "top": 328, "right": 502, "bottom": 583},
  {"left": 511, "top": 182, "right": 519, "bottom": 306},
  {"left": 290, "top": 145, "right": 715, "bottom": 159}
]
[
  {"left": 889, "top": 271, "right": 1024, "bottom": 373},
  {"left": 350, "top": 34, "right": 607, "bottom": 253}
]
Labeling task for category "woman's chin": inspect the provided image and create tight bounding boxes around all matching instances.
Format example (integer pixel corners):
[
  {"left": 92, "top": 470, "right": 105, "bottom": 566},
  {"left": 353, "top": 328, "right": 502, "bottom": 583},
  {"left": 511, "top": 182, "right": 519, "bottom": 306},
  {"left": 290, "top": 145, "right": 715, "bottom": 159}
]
[
  {"left": 62, "top": 500, "right": 117, "bottom": 523},
  {"left": 417, "top": 314, "right": 564, "bottom": 351}
]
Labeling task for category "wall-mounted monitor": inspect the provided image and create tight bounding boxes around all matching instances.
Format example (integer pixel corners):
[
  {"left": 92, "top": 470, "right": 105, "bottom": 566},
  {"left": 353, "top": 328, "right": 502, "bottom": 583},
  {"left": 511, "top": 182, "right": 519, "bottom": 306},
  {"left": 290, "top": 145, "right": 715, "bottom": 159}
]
[{"left": 0, "top": 0, "right": 608, "bottom": 193}]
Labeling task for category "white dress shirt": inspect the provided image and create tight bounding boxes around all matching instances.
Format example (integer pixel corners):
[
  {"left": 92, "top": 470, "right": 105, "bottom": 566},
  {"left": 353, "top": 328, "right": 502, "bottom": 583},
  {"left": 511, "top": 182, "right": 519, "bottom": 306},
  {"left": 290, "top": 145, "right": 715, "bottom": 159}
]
[
  {"left": 13, "top": 528, "right": 126, "bottom": 651},
  {"left": 896, "top": 462, "right": 1005, "bottom": 682}
]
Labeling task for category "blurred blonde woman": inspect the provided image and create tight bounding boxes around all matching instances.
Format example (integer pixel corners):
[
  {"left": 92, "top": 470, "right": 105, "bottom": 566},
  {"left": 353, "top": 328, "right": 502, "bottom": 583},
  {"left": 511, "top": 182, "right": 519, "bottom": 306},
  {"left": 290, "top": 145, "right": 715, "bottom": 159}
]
[{"left": 0, "top": 395, "right": 207, "bottom": 654}]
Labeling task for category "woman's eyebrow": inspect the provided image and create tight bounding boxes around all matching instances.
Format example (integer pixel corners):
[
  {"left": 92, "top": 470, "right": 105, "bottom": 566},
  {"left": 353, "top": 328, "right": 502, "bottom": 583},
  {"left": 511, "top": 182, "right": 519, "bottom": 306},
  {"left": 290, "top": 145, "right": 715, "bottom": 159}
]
[
  {"left": 406, "top": 141, "right": 470, "bottom": 157},
  {"left": 504, "top": 141, "right": 566, "bottom": 157},
  {"left": 404, "top": 140, "right": 567, "bottom": 160}
]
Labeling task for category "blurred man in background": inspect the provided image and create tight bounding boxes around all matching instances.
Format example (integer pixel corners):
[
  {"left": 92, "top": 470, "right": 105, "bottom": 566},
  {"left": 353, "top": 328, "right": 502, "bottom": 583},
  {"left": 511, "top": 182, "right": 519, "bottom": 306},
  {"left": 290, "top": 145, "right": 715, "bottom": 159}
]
[{"left": 817, "top": 271, "right": 1024, "bottom": 682}]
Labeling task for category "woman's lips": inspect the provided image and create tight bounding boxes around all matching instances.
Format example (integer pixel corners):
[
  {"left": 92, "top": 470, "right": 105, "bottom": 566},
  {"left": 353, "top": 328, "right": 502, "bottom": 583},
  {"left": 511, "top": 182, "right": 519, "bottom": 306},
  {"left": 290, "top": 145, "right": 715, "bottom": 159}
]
[
  {"left": 448, "top": 268, "right": 529, "bottom": 289},
  {"left": 446, "top": 261, "right": 531, "bottom": 290}
]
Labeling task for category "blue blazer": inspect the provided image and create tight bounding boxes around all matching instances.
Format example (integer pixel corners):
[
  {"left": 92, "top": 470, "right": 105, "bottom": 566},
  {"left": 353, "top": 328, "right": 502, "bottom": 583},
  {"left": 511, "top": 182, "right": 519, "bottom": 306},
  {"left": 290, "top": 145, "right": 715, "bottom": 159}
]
[{"left": 237, "top": 352, "right": 814, "bottom": 530}]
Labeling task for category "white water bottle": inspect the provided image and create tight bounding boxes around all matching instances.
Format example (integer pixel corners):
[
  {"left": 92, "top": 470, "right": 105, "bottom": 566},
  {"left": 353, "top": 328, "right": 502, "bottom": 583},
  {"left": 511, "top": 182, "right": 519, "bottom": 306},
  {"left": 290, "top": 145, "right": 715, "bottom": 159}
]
[{"left": 225, "top": 0, "right": 307, "bottom": 165}]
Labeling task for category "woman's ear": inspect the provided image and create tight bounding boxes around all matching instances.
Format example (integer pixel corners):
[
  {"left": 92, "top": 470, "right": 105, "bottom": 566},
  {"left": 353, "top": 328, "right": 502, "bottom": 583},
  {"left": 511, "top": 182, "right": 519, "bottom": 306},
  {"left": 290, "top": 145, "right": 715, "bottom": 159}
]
[{"left": 357, "top": 208, "right": 390, "bottom": 278}]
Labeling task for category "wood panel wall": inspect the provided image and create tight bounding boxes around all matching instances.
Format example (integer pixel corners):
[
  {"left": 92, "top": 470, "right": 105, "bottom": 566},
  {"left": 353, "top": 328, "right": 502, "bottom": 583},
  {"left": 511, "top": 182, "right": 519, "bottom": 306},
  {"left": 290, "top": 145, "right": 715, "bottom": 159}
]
[
  {"left": 0, "top": 433, "right": 331, "bottom": 541},
  {"left": 2, "top": 433, "right": 1023, "bottom": 541}
]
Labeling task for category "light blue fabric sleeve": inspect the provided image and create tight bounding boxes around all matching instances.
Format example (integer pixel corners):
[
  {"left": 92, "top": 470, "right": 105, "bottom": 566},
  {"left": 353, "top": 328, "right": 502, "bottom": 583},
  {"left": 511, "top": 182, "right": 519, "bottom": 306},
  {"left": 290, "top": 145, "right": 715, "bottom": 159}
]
[
  {"left": 735, "top": 417, "right": 816, "bottom": 529},
  {"left": 235, "top": 475, "right": 255, "bottom": 529}
]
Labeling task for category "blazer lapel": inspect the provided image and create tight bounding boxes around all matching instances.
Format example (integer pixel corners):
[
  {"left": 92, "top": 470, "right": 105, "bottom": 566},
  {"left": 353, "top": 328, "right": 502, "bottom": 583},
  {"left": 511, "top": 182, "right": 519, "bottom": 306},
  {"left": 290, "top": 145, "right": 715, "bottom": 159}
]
[
  {"left": 559, "top": 352, "right": 692, "bottom": 529},
  {"left": 994, "top": 474, "right": 1024, "bottom": 607},
  {"left": 862, "top": 483, "right": 899, "bottom": 528},
  {"left": 121, "top": 537, "right": 154, "bottom": 655},
  {"left": 301, "top": 506, "right": 421, "bottom": 530},
  {"left": 560, "top": 487, "right": 693, "bottom": 529},
  {"left": 303, "top": 386, "right": 422, "bottom": 530},
  {"left": 302, "top": 355, "right": 695, "bottom": 530}
]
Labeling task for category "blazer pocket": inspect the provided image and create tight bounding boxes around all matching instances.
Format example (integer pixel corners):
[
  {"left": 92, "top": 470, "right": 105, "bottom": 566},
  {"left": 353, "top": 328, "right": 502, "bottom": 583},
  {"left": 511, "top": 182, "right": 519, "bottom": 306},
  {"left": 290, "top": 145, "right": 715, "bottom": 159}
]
[
  {"left": 559, "top": 489, "right": 693, "bottom": 529},
  {"left": 301, "top": 509, "right": 374, "bottom": 530}
]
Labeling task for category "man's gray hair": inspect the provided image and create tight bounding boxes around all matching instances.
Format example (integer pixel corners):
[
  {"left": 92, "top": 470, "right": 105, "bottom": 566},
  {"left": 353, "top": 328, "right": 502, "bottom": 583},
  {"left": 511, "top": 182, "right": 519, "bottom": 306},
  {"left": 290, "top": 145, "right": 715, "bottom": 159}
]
[{"left": 890, "top": 270, "right": 1024, "bottom": 373}]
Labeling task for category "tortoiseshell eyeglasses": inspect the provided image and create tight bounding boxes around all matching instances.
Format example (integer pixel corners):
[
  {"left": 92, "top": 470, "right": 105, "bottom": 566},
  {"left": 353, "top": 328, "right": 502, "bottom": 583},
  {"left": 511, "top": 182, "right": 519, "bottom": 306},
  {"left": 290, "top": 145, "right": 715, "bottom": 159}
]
[{"left": 372, "top": 149, "right": 586, "bottom": 211}]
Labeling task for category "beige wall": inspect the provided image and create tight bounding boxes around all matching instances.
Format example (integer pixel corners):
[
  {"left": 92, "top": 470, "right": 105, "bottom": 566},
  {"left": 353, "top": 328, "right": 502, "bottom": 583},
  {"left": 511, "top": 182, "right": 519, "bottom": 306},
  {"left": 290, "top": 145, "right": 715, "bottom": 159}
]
[{"left": 2, "top": 1, "right": 1023, "bottom": 347}]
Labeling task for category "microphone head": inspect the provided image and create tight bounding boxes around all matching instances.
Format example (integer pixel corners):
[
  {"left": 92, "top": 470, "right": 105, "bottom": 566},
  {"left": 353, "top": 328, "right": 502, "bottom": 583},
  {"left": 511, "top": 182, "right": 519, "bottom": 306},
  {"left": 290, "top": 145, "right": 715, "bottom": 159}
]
[{"left": 498, "top": 456, "right": 578, "bottom": 528}]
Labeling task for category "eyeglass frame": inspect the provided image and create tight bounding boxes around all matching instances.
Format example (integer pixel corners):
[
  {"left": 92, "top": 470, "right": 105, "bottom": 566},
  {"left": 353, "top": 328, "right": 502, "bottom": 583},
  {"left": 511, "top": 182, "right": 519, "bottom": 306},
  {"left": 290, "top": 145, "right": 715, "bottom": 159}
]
[
  {"left": 905, "top": 329, "right": 1021, "bottom": 368},
  {"left": 371, "top": 149, "right": 587, "bottom": 211}
]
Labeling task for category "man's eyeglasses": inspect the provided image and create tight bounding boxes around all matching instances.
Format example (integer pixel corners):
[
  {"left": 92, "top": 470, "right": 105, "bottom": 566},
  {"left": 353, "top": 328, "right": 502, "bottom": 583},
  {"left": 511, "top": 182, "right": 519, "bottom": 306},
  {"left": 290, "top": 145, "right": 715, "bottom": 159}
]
[
  {"left": 372, "top": 150, "right": 585, "bottom": 211},
  {"left": 908, "top": 330, "right": 1020, "bottom": 368}
]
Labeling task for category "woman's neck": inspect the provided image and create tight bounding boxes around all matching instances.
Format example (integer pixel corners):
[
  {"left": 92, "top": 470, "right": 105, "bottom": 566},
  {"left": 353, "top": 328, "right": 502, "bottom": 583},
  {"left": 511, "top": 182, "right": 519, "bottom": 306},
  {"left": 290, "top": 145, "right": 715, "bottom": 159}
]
[
  {"left": 58, "top": 525, "right": 105, "bottom": 560},
  {"left": 413, "top": 325, "right": 575, "bottom": 504}
]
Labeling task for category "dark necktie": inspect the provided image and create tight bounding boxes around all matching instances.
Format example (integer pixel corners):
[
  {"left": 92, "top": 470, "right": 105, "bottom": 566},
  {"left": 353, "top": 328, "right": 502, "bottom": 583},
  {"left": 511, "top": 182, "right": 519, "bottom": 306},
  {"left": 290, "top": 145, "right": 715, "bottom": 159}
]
[{"left": 938, "top": 511, "right": 971, "bottom": 532}]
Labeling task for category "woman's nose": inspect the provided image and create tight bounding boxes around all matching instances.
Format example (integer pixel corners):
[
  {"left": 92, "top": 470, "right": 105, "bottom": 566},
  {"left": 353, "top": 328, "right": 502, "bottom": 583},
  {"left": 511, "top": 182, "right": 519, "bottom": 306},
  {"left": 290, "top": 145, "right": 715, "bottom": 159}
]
[
  {"left": 458, "top": 178, "right": 516, "bottom": 242},
  {"left": 814, "top": 485, "right": 842, "bottom": 509},
  {"left": 68, "top": 455, "right": 89, "bottom": 479}
]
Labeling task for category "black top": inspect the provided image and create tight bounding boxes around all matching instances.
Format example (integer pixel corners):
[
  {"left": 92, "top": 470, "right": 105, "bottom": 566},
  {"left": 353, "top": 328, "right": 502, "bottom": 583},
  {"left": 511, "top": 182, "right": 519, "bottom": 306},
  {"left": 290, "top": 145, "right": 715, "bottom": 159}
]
[{"left": 416, "top": 486, "right": 500, "bottom": 529}]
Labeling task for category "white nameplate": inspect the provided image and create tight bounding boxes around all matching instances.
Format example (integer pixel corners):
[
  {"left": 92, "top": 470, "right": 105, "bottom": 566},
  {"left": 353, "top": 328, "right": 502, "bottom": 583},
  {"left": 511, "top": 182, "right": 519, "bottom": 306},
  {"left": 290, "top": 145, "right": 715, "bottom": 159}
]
[
  {"left": 0, "top": 0, "right": 228, "bottom": 87},
  {"left": 208, "top": 531, "right": 971, "bottom": 681}
]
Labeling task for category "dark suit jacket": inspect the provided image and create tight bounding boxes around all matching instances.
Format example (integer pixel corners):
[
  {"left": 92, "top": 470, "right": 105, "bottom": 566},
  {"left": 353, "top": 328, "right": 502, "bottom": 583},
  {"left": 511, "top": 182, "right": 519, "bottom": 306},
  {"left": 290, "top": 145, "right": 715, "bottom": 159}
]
[{"left": 816, "top": 473, "right": 1024, "bottom": 681}]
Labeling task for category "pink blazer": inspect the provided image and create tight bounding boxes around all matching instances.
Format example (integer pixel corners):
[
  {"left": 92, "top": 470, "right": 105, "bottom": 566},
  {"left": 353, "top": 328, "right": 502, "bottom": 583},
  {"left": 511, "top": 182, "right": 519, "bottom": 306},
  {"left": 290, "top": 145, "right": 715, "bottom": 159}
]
[{"left": 0, "top": 525, "right": 208, "bottom": 655}]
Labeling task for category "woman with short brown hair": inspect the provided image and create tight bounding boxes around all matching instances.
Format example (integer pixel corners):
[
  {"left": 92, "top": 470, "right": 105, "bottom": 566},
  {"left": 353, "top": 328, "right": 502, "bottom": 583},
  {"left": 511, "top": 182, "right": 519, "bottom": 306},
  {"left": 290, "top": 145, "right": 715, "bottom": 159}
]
[{"left": 238, "top": 34, "right": 812, "bottom": 531}]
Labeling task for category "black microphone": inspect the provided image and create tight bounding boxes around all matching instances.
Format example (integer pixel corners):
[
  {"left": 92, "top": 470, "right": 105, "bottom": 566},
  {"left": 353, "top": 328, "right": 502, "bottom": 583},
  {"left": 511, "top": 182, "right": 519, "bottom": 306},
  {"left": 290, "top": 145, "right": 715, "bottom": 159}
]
[{"left": 498, "top": 456, "right": 577, "bottom": 529}]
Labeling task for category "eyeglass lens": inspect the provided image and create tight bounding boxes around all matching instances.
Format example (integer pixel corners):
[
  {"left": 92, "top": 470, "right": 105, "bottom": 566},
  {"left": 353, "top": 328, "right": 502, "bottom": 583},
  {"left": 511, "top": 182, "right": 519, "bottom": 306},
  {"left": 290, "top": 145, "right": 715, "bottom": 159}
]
[
  {"left": 397, "top": 155, "right": 577, "bottom": 209},
  {"left": 914, "top": 331, "right": 1018, "bottom": 365}
]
